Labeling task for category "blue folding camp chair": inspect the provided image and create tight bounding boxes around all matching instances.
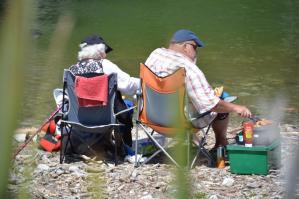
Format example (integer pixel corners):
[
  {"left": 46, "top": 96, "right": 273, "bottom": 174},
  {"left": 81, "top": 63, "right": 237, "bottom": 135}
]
[{"left": 59, "top": 70, "right": 134, "bottom": 164}]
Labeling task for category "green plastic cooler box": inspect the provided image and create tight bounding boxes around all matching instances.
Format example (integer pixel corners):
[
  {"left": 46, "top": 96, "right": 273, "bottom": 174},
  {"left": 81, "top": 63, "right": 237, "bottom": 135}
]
[{"left": 227, "top": 140, "right": 281, "bottom": 175}]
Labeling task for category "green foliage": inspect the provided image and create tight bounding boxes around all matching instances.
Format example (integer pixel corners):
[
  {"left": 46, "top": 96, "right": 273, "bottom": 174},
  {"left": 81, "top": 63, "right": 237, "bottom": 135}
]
[
  {"left": 0, "top": 0, "right": 34, "bottom": 197},
  {"left": 193, "top": 191, "right": 206, "bottom": 199},
  {"left": 174, "top": 125, "right": 191, "bottom": 198},
  {"left": 86, "top": 171, "right": 106, "bottom": 198}
]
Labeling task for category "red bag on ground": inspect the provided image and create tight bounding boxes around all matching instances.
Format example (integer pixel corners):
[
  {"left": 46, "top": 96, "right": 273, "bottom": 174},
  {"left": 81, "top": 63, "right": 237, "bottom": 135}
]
[{"left": 39, "top": 119, "right": 61, "bottom": 152}]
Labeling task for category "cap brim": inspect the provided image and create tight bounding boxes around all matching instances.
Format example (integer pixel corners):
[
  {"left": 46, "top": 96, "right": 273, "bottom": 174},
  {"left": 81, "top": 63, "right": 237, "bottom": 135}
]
[
  {"left": 105, "top": 44, "right": 113, "bottom": 53},
  {"left": 194, "top": 38, "right": 204, "bottom": 47}
]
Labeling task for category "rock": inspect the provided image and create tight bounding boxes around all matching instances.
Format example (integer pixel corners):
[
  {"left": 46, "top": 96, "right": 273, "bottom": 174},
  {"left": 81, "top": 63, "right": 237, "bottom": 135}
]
[
  {"left": 14, "top": 133, "right": 27, "bottom": 142},
  {"left": 194, "top": 183, "right": 202, "bottom": 190},
  {"left": 131, "top": 169, "right": 138, "bottom": 178},
  {"left": 48, "top": 162, "right": 58, "bottom": 167},
  {"left": 155, "top": 181, "right": 167, "bottom": 189},
  {"left": 140, "top": 194, "right": 154, "bottom": 199},
  {"left": 69, "top": 165, "right": 86, "bottom": 177},
  {"left": 281, "top": 124, "right": 298, "bottom": 132},
  {"left": 74, "top": 172, "right": 87, "bottom": 178},
  {"left": 247, "top": 182, "right": 261, "bottom": 188},
  {"left": 8, "top": 175, "right": 25, "bottom": 185},
  {"left": 15, "top": 154, "right": 32, "bottom": 161},
  {"left": 55, "top": 168, "right": 65, "bottom": 176},
  {"left": 40, "top": 154, "right": 51, "bottom": 164},
  {"left": 143, "top": 191, "right": 149, "bottom": 195},
  {"left": 209, "top": 195, "right": 218, "bottom": 199},
  {"left": 221, "top": 177, "right": 234, "bottom": 187},
  {"left": 69, "top": 165, "right": 80, "bottom": 172},
  {"left": 36, "top": 164, "right": 50, "bottom": 172},
  {"left": 117, "top": 184, "right": 125, "bottom": 191}
]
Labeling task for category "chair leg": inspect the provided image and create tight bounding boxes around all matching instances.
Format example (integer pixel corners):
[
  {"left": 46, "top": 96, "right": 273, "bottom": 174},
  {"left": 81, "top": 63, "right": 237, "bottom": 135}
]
[
  {"left": 68, "top": 126, "right": 74, "bottom": 152},
  {"left": 201, "top": 124, "right": 211, "bottom": 148},
  {"left": 187, "top": 131, "right": 191, "bottom": 169},
  {"left": 63, "top": 126, "right": 72, "bottom": 163},
  {"left": 190, "top": 124, "right": 215, "bottom": 168},
  {"left": 134, "top": 121, "right": 140, "bottom": 167},
  {"left": 191, "top": 146, "right": 212, "bottom": 168},
  {"left": 114, "top": 129, "right": 118, "bottom": 166},
  {"left": 201, "top": 146, "right": 215, "bottom": 167},
  {"left": 135, "top": 123, "right": 163, "bottom": 166},
  {"left": 141, "top": 148, "right": 162, "bottom": 165},
  {"left": 60, "top": 124, "right": 72, "bottom": 163},
  {"left": 190, "top": 153, "right": 198, "bottom": 169},
  {"left": 60, "top": 123, "right": 65, "bottom": 164},
  {"left": 140, "top": 124, "right": 180, "bottom": 168}
]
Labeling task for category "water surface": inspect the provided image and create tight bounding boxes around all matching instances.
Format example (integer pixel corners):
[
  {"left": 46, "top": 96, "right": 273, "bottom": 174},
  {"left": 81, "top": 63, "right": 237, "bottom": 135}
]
[{"left": 15, "top": 0, "right": 299, "bottom": 127}]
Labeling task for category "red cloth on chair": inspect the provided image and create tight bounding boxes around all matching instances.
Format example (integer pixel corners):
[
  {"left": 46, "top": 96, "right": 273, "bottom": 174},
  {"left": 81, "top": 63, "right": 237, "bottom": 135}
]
[{"left": 75, "top": 75, "right": 108, "bottom": 107}]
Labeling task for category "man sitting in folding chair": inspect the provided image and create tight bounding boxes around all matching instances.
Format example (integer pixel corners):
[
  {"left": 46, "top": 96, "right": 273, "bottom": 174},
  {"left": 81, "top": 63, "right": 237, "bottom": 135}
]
[{"left": 139, "top": 29, "right": 252, "bottom": 167}]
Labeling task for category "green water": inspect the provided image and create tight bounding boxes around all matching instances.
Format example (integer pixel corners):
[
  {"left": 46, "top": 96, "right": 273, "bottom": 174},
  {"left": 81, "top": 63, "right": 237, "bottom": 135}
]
[{"left": 16, "top": 0, "right": 299, "bottom": 127}]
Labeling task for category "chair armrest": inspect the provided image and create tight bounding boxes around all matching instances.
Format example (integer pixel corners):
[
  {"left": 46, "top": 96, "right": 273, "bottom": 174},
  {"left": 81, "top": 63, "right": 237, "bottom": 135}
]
[
  {"left": 189, "top": 111, "right": 211, "bottom": 122},
  {"left": 114, "top": 106, "right": 137, "bottom": 117},
  {"left": 136, "top": 89, "right": 142, "bottom": 97}
]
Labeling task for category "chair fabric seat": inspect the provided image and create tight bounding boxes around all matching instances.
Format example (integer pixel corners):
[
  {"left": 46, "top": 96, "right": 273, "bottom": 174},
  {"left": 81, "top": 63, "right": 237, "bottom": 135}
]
[
  {"left": 60, "top": 70, "right": 121, "bottom": 164},
  {"left": 135, "top": 63, "right": 214, "bottom": 168}
]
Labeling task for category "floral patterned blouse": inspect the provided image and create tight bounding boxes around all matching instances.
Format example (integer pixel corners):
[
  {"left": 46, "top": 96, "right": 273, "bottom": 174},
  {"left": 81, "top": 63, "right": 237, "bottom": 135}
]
[{"left": 69, "top": 59, "right": 104, "bottom": 75}]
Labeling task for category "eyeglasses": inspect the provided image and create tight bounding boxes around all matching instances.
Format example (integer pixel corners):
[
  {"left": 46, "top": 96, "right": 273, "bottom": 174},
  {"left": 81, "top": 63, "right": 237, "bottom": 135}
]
[{"left": 185, "top": 42, "right": 197, "bottom": 51}]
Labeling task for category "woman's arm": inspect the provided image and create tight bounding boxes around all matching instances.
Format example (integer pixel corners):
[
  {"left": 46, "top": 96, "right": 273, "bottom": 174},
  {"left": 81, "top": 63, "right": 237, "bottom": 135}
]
[{"left": 102, "top": 59, "right": 140, "bottom": 96}]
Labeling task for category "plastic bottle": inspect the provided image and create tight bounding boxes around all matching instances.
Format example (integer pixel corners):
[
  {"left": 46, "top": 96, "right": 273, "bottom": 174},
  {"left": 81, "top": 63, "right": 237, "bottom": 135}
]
[
  {"left": 238, "top": 131, "right": 244, "bottom": 144},
  {"left": 216, "top": 146, "right": 225, "bottom": 168},
  {"left": 243, "top": 121, "right": 254, "bottom": 147}
]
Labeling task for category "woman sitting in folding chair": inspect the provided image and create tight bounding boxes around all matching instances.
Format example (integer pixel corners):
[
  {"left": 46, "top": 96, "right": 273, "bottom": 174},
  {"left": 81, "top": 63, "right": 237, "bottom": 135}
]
[
  {"left": 57, "top": 35, "right": 139, "bottom": 159},
  {"left": 68, "top": 35, "right": 140, "bottom": 148}
]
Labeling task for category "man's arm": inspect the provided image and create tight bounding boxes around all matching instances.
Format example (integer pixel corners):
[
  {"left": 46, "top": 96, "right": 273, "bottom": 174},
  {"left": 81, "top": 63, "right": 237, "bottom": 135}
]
[{"left": 211, "top": 100, "right": 252, "bottom": 118}]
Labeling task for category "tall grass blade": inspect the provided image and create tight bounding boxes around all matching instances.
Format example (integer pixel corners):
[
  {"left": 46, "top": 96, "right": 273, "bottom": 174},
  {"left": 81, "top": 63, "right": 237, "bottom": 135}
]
[{"left": 0, "top": 0, "right": 34, "bottom": 197}]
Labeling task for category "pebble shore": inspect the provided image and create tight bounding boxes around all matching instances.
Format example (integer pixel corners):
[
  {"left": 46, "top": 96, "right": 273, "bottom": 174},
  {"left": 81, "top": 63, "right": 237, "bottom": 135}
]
[{"left": 8, "top": 124, "right": 299, "bottom": 198}]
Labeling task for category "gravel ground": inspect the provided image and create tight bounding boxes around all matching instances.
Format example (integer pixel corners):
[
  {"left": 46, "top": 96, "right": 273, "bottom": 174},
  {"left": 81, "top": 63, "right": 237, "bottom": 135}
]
[{"left": 8, "top": 124, "right": 299, "bottom": 199}]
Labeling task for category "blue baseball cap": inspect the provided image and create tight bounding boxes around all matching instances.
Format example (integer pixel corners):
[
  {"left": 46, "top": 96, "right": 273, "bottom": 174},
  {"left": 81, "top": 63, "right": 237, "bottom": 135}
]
[{"left": 171, "top": 29, "right": 204, "bottom": 47}]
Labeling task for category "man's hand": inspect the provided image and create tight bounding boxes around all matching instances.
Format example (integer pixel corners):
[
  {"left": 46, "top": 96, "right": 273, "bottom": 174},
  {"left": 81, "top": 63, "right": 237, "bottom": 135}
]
[
  {"left": 234, "top": 105, "right": 252, "bottom": 118},
  {"left": 212, "top": 100, "right": 252, "bottom": 118}
]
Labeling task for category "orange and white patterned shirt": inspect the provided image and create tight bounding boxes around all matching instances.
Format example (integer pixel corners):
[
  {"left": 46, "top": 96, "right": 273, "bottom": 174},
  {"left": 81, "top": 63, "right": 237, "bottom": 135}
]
[{"left": 145, "top": 47, "right": 219, "bottom": 115}]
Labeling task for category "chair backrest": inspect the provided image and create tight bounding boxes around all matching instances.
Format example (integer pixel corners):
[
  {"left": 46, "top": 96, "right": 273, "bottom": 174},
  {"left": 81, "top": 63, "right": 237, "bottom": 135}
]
[
  {"left": 63, "top": 69, "right": 117, "bottom": 126},
  {"left": 139, "top": 63, "right": 190, "bottom": 135}
]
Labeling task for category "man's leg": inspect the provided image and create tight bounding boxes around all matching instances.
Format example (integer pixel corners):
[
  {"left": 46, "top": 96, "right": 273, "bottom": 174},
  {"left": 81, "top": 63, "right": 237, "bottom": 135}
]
[{"left": 212, "top": 113, "right": 229, "bottom": 147}]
